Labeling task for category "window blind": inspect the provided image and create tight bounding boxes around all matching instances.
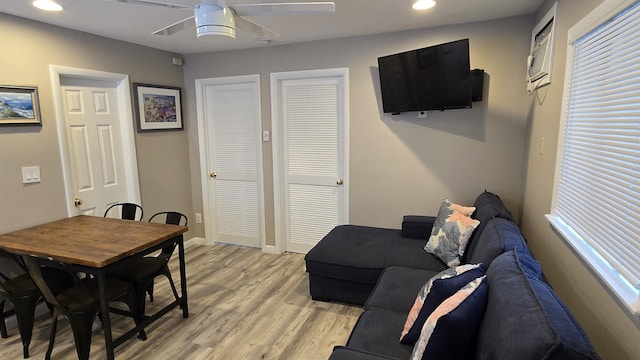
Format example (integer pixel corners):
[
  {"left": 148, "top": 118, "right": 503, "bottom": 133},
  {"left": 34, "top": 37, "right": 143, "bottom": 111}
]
[{"left": 555, "top": 0, "right": 640, "bottom": 291}]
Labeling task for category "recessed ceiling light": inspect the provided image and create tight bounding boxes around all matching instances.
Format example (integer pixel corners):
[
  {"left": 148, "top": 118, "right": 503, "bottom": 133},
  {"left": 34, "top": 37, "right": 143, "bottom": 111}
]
[
  {"left": 32, "top": 0, "right": 63, "bottom": 12},
  {"left": 412, "top": 0, "right": 436, "bottom": 10}
]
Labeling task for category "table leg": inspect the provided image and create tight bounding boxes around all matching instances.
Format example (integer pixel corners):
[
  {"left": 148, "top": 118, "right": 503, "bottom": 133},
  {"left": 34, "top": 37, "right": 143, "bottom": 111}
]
[
  {"left": 97, "top": 272, "right": 115, "bottom": 360},
  {"left": 178, "top": 236, "right": 189, "bottom": 318}
]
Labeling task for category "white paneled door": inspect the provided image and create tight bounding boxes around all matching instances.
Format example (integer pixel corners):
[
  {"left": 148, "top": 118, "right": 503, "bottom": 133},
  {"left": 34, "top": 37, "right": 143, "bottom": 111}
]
[
  {"left": 272, "top": 69, "right": 349, "bottom": 254},
  {"left": 60, "top": 78, "right": 131, "bottom": 217},
  {"left": 196, "top": 75, "right": 265, "bottom": 248}
]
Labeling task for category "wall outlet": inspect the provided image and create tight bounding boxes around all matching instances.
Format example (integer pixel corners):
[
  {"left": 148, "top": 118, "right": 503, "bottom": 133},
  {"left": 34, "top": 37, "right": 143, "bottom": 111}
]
[{"left": 195, "top": 213, "right": 202, "bottom": 223}]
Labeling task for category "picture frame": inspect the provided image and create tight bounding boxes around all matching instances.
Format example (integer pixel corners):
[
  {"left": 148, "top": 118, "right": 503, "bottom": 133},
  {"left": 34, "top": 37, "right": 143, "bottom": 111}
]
[
  {"left": 133, "top": 83, "right": 183, "bottom": 132},
  {"left": 0, "top": 85, "right": 42, "bottom": 126}
]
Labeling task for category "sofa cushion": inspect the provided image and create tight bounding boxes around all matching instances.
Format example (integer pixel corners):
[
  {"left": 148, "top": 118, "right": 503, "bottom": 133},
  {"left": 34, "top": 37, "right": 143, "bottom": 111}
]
[
  {"left": 472, "top": 191, "right": 513, "bottom": 222},
  {"left": 411, "top": 276, "right": 488, "bottom": 360},
  {"left": 467, "top": 217, "right": 534, "bottom": 269},
  {"left": 477, "top": 250, "right": 601, "bottom": 360},
  {"left": 401, "top": 215, "right": 436, "bottom": 240},
  {"left": 400, "top": 264, "right": 485, "bottom": 344},
  {"left": 463, "top": 191, "right": 514, "bottom": 263},
  {"left": 347, "top": 309, "right": 414, "bottom": 360},
  {"left": 365, "top": 267, "right": 439, "bottom": 314},
  {"left": 329, "top": 347, "right": 400, "bottom": 360}
]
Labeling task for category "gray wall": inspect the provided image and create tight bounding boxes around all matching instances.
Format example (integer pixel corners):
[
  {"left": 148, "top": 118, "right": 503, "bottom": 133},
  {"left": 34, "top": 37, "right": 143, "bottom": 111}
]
[
  {"left": 183, "top": 15, "right": 534, "bottom": 247},
  {"left": 0, "top": 13, "right": 193, "bottom": 237},
  {"left": 3, "top": 3, "right": 639, "bottom": 359},
  {"left": 521, "top": 0, "right": 640, "bottom": 359}
]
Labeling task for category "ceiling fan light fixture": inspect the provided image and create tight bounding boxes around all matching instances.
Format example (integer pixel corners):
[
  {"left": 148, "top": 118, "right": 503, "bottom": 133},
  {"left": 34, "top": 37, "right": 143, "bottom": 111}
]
[
  {"left": 195, "top": 4, "right": 236, "bottom": 38},
  {"left": 412, "top": 0, "right": 436, "bottom": 10},
  {"left": 32, "top": 0, "right": 63, "bottom": 12}
]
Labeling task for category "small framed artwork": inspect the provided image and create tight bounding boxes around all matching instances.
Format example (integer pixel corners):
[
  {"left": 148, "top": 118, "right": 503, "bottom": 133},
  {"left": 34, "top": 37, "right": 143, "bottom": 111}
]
[
  {"left": 0, "top": 85, "right": 42, "bottom": 126},
  {"left": 133, "top": 83, "right": 183, "bottom": 132}
]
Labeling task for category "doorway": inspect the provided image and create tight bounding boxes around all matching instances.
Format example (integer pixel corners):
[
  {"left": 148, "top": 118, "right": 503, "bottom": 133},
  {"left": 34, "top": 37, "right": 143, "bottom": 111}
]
[
  {"left": 271, "top": 68, "right": 350, "bottom": 254},
  {"left": 51, "top": 66, "right": 141, "bottom": 217},
  {"left": 195, "top": 75, "right": 266, "bottom": 249}
]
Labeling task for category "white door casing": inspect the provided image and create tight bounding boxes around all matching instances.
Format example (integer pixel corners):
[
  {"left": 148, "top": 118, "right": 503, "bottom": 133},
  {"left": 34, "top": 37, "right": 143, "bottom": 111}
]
[
  {"left": 271, "top": 68, "right": 350, "bottom": 254},
  {"left": 195, "top": 75, "right": 266, "bottom": 249},
  {"left": 51, "top": 66, "right": 141, "bottom": 217}
]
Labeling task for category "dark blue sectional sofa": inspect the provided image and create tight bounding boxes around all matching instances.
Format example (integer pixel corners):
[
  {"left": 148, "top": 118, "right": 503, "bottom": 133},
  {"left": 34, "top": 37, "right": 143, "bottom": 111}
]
[{"left": 305, "top": 191, "right": 601, "bottom": 360}]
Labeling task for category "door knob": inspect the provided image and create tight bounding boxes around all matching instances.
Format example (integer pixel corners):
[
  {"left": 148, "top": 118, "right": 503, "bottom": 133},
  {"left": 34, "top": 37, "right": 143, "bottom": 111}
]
[
  {"left": 73, "top": 197, "right": 83, "bottom": 206},
  {"left": 336, "top": 178, "right": 344, "bottom": 185},
  {"left": 210, "top": 172, "right": 217, "bottom": 178}
]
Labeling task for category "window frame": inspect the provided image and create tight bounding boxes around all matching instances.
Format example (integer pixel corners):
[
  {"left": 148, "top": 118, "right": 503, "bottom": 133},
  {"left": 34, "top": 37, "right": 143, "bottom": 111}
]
[{"left": 548, "top": 0, "right": 640, "bottom": 328}]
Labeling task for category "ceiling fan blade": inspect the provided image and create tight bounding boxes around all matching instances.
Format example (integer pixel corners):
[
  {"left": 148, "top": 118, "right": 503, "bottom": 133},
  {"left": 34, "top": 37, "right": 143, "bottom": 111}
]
[
  {"left": 152, "top": 16, "right": 195, "bottom": 36},
  {"left": 105, "top": 0, "right": 191, "bottom": 9},
  {"left": 234, "top": 15, "right": 279, "bottom": 40},
  {"left": 232, "top": 2, "right": 335, "bottom": 16}
]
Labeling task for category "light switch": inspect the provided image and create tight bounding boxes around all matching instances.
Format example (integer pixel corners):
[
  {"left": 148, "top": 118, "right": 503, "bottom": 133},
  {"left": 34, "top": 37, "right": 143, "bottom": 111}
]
[
  {"left": 262, "top": 130, "right": 270, "bottom": 142},
  {"left": 21, "top": 166, "right": 41, "bottom": 184}
]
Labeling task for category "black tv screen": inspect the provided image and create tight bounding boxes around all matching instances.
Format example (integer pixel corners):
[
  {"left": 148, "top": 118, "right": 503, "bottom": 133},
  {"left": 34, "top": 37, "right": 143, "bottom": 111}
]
[{"left": 378, "top": 39, "right": 472, "bottom": 113}]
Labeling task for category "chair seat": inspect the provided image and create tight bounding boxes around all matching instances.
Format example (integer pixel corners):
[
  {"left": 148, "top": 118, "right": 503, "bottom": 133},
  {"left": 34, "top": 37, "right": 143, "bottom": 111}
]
[
  {"left": 1, "top": 275, "right": 39, "bottom": 296},
  {"left": 109, "top": 257, "right": 167, "bottom": 282},
  {"left": 57, "top": 279, "right": 131, "bottom": 313}
]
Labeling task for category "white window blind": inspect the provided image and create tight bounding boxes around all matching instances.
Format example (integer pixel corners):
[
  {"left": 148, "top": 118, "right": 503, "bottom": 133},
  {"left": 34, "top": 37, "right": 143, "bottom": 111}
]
[{"left": 550, "top": 0, "right": 640, "bottom": 320}]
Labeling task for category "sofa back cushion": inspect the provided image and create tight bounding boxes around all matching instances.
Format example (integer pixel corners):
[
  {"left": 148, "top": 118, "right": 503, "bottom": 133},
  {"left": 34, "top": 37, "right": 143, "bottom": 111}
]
[
  {"left": 463, "top": 191, "right": 514, "bottom": 263},
  {"left": 477, "top": 250, "right": 600, "bottom": 360},
  {"left": 467, "top": 218, "right": 534, "bottom": 272}
]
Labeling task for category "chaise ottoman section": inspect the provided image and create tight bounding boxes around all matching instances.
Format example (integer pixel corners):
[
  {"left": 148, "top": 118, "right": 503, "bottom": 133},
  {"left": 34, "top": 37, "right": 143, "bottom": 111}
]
[{"left": 305, "top": 224, "right": 445, "bottom": 305}]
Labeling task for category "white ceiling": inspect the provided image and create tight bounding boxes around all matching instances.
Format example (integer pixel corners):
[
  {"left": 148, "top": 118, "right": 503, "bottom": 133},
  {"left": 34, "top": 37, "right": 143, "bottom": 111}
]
[{"left": 0, "top": 0, "right": 544, "bottom": 55}]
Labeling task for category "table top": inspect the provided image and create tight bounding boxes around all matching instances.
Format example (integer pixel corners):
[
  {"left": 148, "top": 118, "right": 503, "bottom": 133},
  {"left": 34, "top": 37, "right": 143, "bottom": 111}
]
[{"left": 0, "top": 215, "right": 188, "bottom": 268}]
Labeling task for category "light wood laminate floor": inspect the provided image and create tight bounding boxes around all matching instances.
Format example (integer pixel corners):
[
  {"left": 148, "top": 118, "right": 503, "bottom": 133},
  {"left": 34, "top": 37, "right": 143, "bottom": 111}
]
[{"left": 0, "top": 244, "right": 362, "bottom": 360}]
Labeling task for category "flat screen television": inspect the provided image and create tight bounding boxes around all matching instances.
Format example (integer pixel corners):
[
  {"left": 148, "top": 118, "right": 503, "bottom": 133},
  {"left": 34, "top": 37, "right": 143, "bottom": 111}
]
[{"left": 378, "top": 39, "right": 472, "bottom": 113}]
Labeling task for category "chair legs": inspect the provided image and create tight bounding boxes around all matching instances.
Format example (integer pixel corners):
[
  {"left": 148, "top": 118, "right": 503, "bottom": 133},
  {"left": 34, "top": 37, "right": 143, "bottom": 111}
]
[
  {"left": 0, "top": 297, "right": 40, "bottom": 358},
  {"left": 47, "top": 309, "right": 99, "bottom": 360},
  {"left": 148, "top": 269, "right": 180, "bottom": 304},
  {"left": 0, "top": 300, "right": 7, "bottom": 339},
  {"left": 45, "top": 312, "right": 58, "bottom": 360},
  {"left": 68, "top": 311, "right": 99, "bottom": 360},
  {"left": 12, "top": 295, "right": 39, "bottom": 358}
]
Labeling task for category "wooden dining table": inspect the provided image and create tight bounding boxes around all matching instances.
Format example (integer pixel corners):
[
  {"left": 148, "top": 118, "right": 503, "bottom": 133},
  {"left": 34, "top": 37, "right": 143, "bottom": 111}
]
[{"left": 0, "top": 215, "right": 189, "bottom": 360}]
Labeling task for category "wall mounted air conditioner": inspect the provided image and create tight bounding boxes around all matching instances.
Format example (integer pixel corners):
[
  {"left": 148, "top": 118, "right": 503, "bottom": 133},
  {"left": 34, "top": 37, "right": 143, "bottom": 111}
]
[{"left": 527, "top": 2, "right": 558, "bottom": 93}]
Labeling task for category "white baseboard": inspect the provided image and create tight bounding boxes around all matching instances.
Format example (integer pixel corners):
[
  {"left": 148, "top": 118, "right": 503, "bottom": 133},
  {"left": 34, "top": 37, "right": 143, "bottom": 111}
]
[{"left": 185, "top": 237, "right": 208, "bottom": 248}]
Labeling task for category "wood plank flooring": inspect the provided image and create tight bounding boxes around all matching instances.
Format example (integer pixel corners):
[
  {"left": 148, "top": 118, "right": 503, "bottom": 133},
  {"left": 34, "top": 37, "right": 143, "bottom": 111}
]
[{"left": 0, "top": 244, "right": 362, "bottom": 360}]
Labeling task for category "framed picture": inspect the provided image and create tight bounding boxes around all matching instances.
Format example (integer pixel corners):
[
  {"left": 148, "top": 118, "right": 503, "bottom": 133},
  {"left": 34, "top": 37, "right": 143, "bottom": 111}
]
[
  {"left": 133, "top": 83, "right": 183, "bottom": 132},
  {"left": 0, "top": 85, "right": 42, "bottom": 126}
]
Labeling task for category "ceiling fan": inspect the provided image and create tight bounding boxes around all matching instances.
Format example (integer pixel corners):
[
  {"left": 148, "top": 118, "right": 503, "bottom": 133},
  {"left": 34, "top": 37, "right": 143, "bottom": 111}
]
[{"left": 107, "top": 0, "right": 336, "bottom": 40}]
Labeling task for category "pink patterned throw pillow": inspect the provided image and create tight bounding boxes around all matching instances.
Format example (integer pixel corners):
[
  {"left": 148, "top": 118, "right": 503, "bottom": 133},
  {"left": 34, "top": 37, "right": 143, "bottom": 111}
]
[
  {"left": 425, "top": 198, "right": 480, "bottom": 266},
  {"left": 410, "top": 276, "right": 488, "bottom": 360},
  {"left": 400, "top": 263, "right": 484, "bottom": 344}
]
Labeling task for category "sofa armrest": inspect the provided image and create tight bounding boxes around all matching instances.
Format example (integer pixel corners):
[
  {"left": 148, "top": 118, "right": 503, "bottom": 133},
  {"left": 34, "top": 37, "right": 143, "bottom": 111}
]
[
  {"left": 401, "top": 215, "right": 436, "bottom": 240},
  {"left": 329, "top": 347, "right": 399, "bottom": 360}
]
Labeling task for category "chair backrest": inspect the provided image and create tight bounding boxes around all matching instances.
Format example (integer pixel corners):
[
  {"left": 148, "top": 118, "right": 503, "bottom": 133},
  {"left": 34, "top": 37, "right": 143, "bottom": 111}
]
[
  {"left": 104, "top": 203, "right": 143, "bottom": 221},
  {"left": 148, "top": 211, "right": 188, "bottom": 226},
  {"left": 21, "top": 255, "right": 65, "bottom": 309},
  {"left": 0, "top": 250, "right": 27, "bottom": 293},
  {"left": 148, "top": 211, "right": 188, "bottom": 258}
]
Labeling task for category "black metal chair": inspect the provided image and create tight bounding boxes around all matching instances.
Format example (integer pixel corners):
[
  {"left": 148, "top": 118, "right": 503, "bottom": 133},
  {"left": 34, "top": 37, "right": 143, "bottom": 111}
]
[
  {"left": 103, "top": 203, "right": 143, "bottom": 221},
  {"left": 107, "top": 212, "right": 187, "bottom": 319},
  {"left": 21, "top": 255, "right": 144, "bottom": 360},
  {"left": 0, "top": 251, "right": 74, "bottom": 358}
]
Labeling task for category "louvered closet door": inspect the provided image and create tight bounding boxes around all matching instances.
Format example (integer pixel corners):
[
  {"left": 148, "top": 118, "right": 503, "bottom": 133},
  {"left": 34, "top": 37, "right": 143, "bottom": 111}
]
[
  {"left": 205, "top": 80, "right": 263, "bottom": 248},
  {"left": 278, "top": 75, "right": 348, "bottom": 254}
]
